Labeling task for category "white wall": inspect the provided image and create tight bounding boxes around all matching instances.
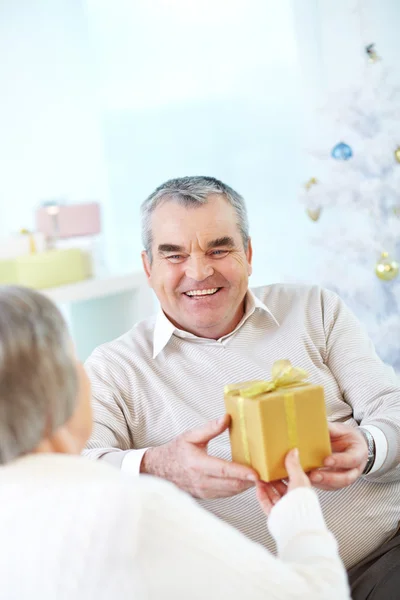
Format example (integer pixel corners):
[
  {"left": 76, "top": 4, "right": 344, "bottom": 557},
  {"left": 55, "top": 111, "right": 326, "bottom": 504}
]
[
  {"left": 86, "top": 0, "right": 312, "bottom": 286},
  {"left": 0, "top": 0, "right": 140, "bottom": 358},
  {"left": 1, "top": 0, "right": 399, "bottom": 360},
  {"left": 88, "top": 0, "right": 400, "bottom": 287},
  {"left": 0, "top": 0, "right": 111, "bottom": 248},
  {"left": 3, "top": 0, "right": 398, "bottom": 286}
]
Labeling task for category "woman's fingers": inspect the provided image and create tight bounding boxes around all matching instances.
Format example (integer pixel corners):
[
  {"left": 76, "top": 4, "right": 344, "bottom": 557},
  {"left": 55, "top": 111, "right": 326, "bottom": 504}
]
[{"left": 285, "top": 448, "right": 311, "bottom": 491}]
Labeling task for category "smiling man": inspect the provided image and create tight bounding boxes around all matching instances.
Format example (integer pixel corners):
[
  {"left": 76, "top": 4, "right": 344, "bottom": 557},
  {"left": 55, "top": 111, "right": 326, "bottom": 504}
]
[
  {"left": 84, "top": 176, "right": 400, "bottom": 597},
  {"left": 143, "top": 192, "right": 252, "bottom": 341}
]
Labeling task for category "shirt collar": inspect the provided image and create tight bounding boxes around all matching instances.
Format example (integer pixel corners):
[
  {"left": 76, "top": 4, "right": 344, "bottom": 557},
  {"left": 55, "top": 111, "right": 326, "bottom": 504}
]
[{"left": 152, "top": 288, "right": 279, "bottom": 359}]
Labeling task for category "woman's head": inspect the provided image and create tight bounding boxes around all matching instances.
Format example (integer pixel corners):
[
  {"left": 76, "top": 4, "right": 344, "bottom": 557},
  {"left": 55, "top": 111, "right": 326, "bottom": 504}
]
[{"left": 0, "top": 286, "right": 92, "bottom": 465}]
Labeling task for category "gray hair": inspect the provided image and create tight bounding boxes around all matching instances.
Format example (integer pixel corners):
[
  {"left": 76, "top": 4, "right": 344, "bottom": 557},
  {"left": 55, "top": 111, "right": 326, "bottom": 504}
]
[
  {"left": 141, "top": 176, "right": 250, "bottom": 262},
  {"left": 0, "top": 286, "right": 78, "bottom": 465}
]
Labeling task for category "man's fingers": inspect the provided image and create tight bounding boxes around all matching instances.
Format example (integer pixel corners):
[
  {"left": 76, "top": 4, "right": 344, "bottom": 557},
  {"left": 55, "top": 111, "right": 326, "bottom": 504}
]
[
  {"left": 200, "top": 454, "right": 258, "bottom": 481},
  {"left": 196, "top": 476, "right": 255, "bottom": 499},
  {"left": 269, "top": 480, "right": 288, "bottom": 496},
  {"left": 309, "top": 467, "right": 360, "bottom": 489},
  {"left": 259, "top": 481, "right": 284, "bottom": 504},
  {"left": 324, "top": 451, "right": 367, "bottom": 470},
  {"left": 256, "top": 483, "right": 274, "bottom": 515},
  {"left": 184, "top": 415, "right": 230, "bottom": 445},
  {"left": 328, "top": 421, "right": 352, "bottom": 439},
  {"left": 256, "top": 482, "right": 280, "bottom": 515}
]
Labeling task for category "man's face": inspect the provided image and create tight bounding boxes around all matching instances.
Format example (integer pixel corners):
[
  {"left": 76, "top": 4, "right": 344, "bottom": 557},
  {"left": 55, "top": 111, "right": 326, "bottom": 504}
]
[{"left": 142, "top": 194, "right": 252, "bottom": 339}]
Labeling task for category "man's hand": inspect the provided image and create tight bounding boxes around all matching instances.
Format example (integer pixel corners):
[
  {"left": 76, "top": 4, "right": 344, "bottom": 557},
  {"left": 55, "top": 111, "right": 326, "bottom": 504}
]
[
  {"left": 140, "top": 415, "right": 259, "bottom": 499},
  {"left": 309, "top": 422, "right": 369, "bottom": 491}
]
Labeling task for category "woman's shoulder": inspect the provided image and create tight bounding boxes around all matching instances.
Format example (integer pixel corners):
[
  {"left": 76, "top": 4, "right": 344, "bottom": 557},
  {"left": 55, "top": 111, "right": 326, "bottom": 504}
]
[{"left": 0, "top": 452, "right": 186, "bottom": 509}]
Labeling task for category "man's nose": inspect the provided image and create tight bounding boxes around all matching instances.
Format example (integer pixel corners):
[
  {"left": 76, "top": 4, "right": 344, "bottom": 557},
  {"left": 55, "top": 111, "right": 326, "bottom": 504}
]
[{"left": 185, "top": 255, "right": 214, "bottom": 281}]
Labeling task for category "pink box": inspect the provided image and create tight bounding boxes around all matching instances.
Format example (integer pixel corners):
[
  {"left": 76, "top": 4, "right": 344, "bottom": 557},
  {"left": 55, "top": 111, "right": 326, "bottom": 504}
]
[{"left": 35, "top": 202, "right": 101, "bottom": 239}]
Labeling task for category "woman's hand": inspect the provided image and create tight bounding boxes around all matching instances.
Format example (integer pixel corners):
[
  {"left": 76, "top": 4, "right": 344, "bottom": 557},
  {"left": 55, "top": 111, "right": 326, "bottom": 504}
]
[{"left": 256, "top": 448, "right": 311, "bottom": 517}]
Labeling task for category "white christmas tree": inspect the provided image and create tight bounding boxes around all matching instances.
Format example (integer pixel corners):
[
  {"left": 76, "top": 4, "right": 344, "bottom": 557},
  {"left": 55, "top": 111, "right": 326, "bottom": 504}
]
[{"left": 299, "top": 45, "right": 400, "bottom": 372}]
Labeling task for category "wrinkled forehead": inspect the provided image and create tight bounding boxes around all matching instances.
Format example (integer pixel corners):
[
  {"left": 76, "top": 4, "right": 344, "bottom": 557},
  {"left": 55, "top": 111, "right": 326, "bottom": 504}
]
[{"left": 150, "top": 194, "right": 241, "bottom": 247}]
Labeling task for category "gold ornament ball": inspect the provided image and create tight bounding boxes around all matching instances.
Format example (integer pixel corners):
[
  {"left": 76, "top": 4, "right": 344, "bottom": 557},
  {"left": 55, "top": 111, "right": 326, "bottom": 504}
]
[
  {"left": 304, "top": 177, "right": 320, "bottom": 221},
  {"left": 395, "top": 147, "right": 400, "bottom": 164},
  {"left": 375, "top": 252, "right": 399, "bottom": 281},
  {"left": 306, "top": 206, "right": 321, "bottom": 222},
  {"left": 305, "top": 177, "right": 318, "bottom": 190}
]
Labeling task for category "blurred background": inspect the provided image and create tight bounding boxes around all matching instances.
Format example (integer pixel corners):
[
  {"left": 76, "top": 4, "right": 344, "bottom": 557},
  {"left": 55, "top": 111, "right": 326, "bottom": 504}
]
[{"left": 0, "top": 0, "right": 399, "bottom": 367}]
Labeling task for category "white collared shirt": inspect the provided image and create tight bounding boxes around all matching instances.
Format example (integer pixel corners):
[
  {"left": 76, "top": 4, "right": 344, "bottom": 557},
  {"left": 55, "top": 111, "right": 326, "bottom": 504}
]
[
  {"left": 84, "top": 283, "right": 400, "bottom": 569},
  {"left": 152, "top": 289, "right": 279, "bottom": 358}
]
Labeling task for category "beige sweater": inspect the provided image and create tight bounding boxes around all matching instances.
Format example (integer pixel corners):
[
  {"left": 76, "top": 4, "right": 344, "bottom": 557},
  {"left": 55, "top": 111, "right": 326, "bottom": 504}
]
[
  {"left": 84, "top": 284, "right": 400, "bottom": 568},
  {"left": 0, "top": 453, "right": 350, "bottom": 599}
]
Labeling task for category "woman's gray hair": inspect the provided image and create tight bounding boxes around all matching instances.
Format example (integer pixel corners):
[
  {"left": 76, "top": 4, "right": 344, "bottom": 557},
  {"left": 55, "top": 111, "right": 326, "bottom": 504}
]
[
  {"left": 141, "top": 176, "right": 250, "bottom": 262},
  {"left": 0, "top": 286, "right": 78, "bottom": 465}
]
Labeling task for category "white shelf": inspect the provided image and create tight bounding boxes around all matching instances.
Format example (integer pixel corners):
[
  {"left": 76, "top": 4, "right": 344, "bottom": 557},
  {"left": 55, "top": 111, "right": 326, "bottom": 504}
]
[
  {"left": 41, "top": 271, "right": 148, "bottom": 304},
  {"left": 41, "top": 270, "right": 156, "bottom": 360}
]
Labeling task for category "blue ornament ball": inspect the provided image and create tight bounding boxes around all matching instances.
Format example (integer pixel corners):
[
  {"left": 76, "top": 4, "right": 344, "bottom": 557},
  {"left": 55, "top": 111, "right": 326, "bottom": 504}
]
[{"left": 331, "top": 142, "right": 353, "bottom": 160}]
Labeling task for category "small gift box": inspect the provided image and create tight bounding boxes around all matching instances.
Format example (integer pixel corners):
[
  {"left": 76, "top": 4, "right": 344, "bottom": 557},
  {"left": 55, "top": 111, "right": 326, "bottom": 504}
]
[
  {"left": 0, "top": 259, "right": 17, "bottom": 285},
  {"left": 53, "top": 235, "right": 106, "bottom": 276},
  {"left": 0, "top": 248, "right": 92, "bottom": 289},
  {"left": 224, "top": 360, "right": 331, "bottom": 482},
  {"left": 35, "top": 202, "right": 101, "bottom": 239}
]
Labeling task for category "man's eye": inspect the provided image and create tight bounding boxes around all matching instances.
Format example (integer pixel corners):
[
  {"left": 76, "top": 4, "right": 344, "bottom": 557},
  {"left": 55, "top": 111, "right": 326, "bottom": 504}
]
[
  {"left": 210, "top": 250, "right": 229, "bottom": 257},
  {"left": 166, "top": 255, "right": 185, "bottom": 262}
]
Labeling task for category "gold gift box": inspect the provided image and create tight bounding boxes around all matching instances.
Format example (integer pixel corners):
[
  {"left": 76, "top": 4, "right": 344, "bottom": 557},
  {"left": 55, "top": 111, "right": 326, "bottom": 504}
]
[{"left": 224, "top": 360, "right": 331, "bottom": 482}]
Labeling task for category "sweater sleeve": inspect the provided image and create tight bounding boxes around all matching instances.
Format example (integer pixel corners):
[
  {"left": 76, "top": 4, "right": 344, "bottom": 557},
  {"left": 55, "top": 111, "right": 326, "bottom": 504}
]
[
  {"left": 133, "top": 479, "right": 350, "bottom": 600},
  {"left": 83, "top": 347, "right": 136, "bottom": 466},
  {"left": 321, "top": 288, "right": 400, "bottom": 482}
]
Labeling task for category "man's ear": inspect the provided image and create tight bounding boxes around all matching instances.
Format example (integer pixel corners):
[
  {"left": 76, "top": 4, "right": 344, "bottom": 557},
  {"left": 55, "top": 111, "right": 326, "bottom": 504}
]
[
  {"left": 246, "top": 238, "right": 253, "bottom": 276},
  {"left": 141, "top": 250, "right": 152, "bottom": 282}
]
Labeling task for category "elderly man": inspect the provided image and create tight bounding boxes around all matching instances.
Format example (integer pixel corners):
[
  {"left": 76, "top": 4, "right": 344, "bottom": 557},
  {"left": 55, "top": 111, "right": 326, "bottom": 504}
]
[{"left": 85, "top": 176, "right": 400, "bottom": 597}]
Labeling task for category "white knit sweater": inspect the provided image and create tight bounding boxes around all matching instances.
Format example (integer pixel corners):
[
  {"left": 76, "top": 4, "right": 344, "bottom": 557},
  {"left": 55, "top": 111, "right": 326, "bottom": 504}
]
[{"left": 0, "top": 454, "right": 350, "bottom": 600}]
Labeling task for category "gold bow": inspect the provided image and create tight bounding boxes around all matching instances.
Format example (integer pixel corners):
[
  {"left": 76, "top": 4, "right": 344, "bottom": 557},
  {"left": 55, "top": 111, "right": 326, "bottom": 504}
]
[{"left": 224, "top": 360, "right": 309, "bottom": 398}]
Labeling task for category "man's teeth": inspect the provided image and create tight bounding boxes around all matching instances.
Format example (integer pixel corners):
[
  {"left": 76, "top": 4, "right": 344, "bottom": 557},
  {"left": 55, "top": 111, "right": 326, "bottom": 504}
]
[{"left": 186, "top": 288, "right": 219, "bottom": 297}]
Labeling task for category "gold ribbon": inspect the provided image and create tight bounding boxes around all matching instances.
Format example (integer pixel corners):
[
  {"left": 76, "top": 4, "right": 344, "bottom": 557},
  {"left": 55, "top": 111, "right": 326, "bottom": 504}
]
[
  {"left": 237, "top": 396, "right": 251, "bottom": 465},
  {"left": 225, "top": 360, "right": 308, "bottom": 463},
  {"left": 284, "top": 392, "right": 298, "bottom": 450},
  {"left": 20, "top": 229, "right": 37, "bottom": 255}
]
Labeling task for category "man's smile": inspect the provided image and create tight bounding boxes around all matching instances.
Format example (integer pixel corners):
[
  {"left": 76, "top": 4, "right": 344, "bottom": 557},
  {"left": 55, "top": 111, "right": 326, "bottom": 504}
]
[{"left": 184, "top": 288, "right": 221, "bottom": 297}]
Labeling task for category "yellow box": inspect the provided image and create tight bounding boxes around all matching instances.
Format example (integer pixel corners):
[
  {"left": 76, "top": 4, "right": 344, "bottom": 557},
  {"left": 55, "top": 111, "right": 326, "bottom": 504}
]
[
  {"left": 224, "top": 361, "right": 331, "bottom": 482},
  {"left": 0, "top": 259, "right": 17, "bottom": 285},
  {"left": 0, "top": 249, "right": 92, "bottom": 289}
]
